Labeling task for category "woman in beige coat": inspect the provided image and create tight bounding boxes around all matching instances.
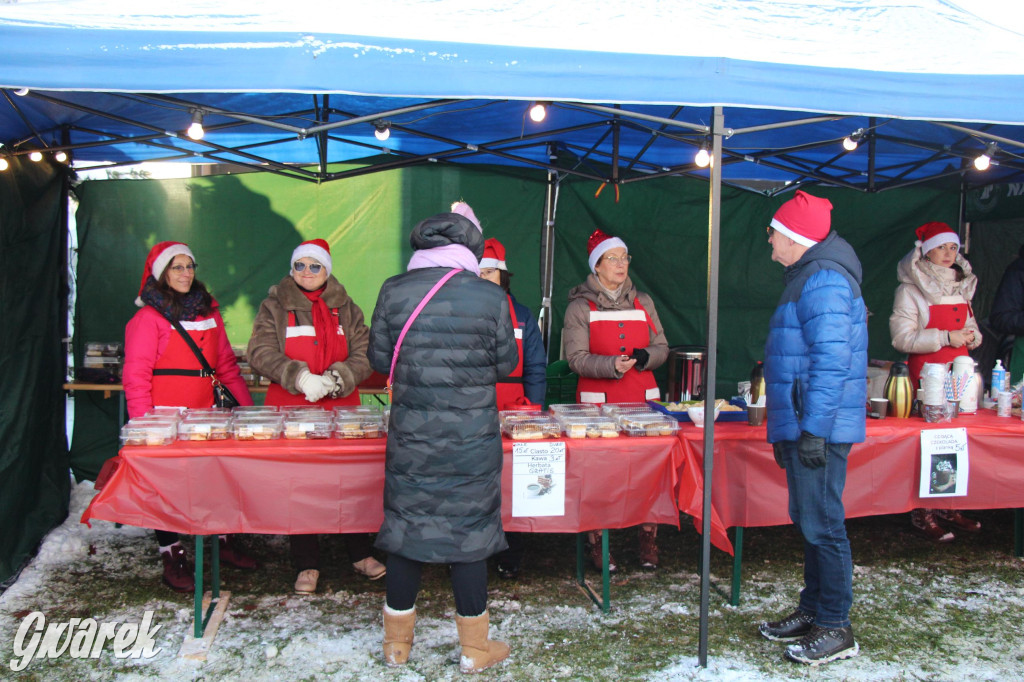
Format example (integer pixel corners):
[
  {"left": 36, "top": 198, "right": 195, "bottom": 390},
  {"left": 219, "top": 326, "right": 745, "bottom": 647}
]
[{"left": 889, "top": 221, "right": 981, "bottom": 541}]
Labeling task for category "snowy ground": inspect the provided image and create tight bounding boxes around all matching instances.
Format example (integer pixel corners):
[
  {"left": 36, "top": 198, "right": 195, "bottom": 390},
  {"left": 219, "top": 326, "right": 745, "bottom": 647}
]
[{"left": 2, "top": 478, "right": 1023, "bottom": 680}]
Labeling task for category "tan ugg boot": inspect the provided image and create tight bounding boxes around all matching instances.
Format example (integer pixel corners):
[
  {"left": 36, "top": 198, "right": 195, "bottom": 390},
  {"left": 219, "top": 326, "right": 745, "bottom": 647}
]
[
  {"left": 382, "top": 605, "right": 416, "bottom": 666},
  {"left": 455, "top": 611, "right": 510, "bottom": 674}
]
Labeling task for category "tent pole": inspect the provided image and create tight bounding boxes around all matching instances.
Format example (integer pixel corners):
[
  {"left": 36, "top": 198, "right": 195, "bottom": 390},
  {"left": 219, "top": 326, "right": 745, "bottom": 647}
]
[
  {"left": 698, "top": 106, "right": 724, "bottom": 669},
  {"left": 539, "top": 142, "right": 559, "bottom": 357}
]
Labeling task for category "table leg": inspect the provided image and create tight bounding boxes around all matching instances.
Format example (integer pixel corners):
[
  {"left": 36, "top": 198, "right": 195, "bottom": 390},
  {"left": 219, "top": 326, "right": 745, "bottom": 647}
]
[
  {"left": 193, "top": 536, "right": 204, "bottom": 638},
  {"left": 575, "top": 530, "right": 611, "bottom": 613},
  {"left": 730, "top": 527, "right": 744, "bottom": 606},
  {"left": 211, "top": 536, "right": 220, "bottom": 600},
  {"left": 1015, "top": 509, "right": 1023, "bottom": 558}
]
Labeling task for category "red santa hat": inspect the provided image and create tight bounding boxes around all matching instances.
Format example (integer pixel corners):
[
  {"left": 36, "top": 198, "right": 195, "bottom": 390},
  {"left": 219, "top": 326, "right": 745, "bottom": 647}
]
[
  {"left": 290, "top": 239, "right": 332, "bottom": 278},
  {"left": 915, "top": 221, "right": 960, "bottom": 255},
  {"left": 770, "top": 190, "right": 833, "bottom": 246},
  {"left": 480, "top": 238, "right": 507, "bottom": 270},
  {"left": 136, "top": 241, "right": 195, "bottom": 306},
  {"left": 450, "top": 201, "right": 482, "bottom": 232},
  {"left": 587, "top": 229, "right": 628, "bottom": 273}
]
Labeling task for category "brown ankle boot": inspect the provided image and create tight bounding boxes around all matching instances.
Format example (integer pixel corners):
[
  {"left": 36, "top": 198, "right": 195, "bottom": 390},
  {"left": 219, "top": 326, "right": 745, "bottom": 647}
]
[
  {"left": 586, "top": 531, "right": 617, "bottom": 573},
  {"left": 455, "top": 611, "right": 510, "bottom": 674},
  {"left": 382, "top": 605, "right": 415, "bottom": 666},
  {"left": 638, "top": 525, "right": 659, "bottom": 569},
  {"left": 911, "top": 508, "right": 954, "bottom": 542}
]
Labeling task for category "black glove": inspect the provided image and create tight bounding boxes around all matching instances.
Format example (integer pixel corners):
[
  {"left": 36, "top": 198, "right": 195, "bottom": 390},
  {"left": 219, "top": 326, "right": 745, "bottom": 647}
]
[
  {"left": 772, "top": 442, "right": 785, "bottom": 469},
  {"left": 629, "top": 348, "right": 650, "bottom": 371},
  {"left": 797, "top": 431, "right": 827, "bottom": 469}
]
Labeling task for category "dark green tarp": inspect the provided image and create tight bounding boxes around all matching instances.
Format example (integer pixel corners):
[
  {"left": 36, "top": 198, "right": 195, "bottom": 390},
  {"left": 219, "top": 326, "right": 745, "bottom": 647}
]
[
  {"left": 70, "top": 164, "right": 962, "bottom": 480},
  {"left": 1, "top": 158, "right": 69, "bottom": 585}
]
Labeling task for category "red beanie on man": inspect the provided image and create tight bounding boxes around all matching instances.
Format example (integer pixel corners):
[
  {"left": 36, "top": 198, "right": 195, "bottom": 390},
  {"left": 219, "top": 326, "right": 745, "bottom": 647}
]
[{"left": 770, "top": 191, "right": 833, "bottom": 247}]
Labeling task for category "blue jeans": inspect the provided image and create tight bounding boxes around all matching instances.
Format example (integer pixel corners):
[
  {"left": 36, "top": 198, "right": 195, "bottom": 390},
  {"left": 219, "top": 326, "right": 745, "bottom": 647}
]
[{"left": 781, "top": 439, "right": 853, "bottom": 628}]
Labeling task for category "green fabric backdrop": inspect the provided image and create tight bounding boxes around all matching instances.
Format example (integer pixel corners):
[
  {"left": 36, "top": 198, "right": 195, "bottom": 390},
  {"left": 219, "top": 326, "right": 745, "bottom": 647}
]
[
  {"left": 70, "top": 164, "right": 960, "bottom": 480},
  {"left": 1, "top": 158, "right": 69, "bottom": 584}
]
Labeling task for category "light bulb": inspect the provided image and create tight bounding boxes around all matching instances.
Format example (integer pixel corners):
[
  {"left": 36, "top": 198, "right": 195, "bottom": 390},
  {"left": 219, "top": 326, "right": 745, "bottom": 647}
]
[
  {"left": 13, "top": 88, "right": 29, "bottom": 97},
  {"left": 974, "top": 153, "right": 991, "bottom": 171},
  {"left": 694, "top": 147, "right": 711, "bottom": 168},
  {"left": 54, "top": 151, "right": 68, "bottom": 163},
  {"left": 842, "top": 136, "right": 859, "bottom": 151},
  {"left": 29, "top": 151, "right": 43, "bottom": 162},
  {"left": 187, "top": 110, "right": 205, "bottom": 140},
  {"left": 374, "top": 122, "right": 391, "bottom": 141},
  {"left": 0, "top": 158, "right": 8, "bottom": 171},
  {"left": 529, "top": 103, "right": 547, "bottom": 123}
]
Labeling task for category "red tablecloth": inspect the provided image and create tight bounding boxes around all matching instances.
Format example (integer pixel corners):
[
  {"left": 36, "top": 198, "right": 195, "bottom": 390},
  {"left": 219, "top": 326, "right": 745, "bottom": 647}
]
[
  {"left": 82, "top": 436, "right": 683, "bottom": 535},
  {"left": 677, "top": 410, "right": 1024, "bottom": 555}
]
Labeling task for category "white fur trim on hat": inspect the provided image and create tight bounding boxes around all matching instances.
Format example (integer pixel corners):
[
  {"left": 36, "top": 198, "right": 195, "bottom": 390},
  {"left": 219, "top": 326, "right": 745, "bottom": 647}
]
[
  {"left": 291, "top": 242, "right": 332, "bottom": 278},
  {"left": 917, "top": 232, "right": 960, "bottom": 256},
  {"left": 479, "top": 257, "right": 506, "bottom": 270},
  {"left": 770, "top": 217, "right": 818, "bottom": 247},
  {"left": 588, "top": 237, "right": 628, "bottom": 273},
  {"left": 151, "top": 244, "right": 195, "bottom": 281}
]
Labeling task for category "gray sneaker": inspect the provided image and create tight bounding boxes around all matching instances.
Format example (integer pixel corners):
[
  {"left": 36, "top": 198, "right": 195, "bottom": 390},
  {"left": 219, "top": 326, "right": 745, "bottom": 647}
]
[
  {"left": 758, "top": 609, "right": 814, "bottom": 642},
  {"left": 784, "top": 624, "right": 859, "bottom": 665}
]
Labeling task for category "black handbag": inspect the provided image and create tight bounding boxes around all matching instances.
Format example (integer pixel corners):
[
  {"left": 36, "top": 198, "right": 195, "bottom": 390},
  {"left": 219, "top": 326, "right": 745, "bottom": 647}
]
[{"left": 168, "top": 318, "right": 241, "bottom": 409}]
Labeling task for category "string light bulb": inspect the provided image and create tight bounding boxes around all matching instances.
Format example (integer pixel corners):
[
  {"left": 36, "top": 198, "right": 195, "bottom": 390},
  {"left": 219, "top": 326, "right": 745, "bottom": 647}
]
[
  {"left": 374, "top": 121, "right": 391, "bottom": 142},
  {"left": 974, "top": 142, "right": 997, "bottom": 171},
  {"left": 842, "top": 128, "right": 865, "bottom": 152},
  {"left": 29, "top": 151, "right": 43, "bottom": 162},
  {"left": 529, "top": 102, "right": 548, "bottom": 123},
  {"left": 694, "top": 141, "right": 711, "bottom": 168},
  {"left": 13, "top": 88, "right": 29, "bottom": 97},
  {"left": 0, "top": 158, "right": 8, "bottom": 171},
  {"left": 54, "top": 151, "right": 68, "bottom": 163},
  {"left": 187, "top": 110, "right": 205, "bottom": 141}
]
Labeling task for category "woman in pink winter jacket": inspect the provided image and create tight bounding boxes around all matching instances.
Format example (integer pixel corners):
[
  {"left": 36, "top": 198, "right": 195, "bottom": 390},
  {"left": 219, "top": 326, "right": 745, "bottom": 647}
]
[{"left": 123, "top": 241, "right": 256, "bottom": 592}]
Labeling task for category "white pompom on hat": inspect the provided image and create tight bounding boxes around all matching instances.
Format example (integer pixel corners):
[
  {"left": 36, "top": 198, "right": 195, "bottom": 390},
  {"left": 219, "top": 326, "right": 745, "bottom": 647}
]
[
  {"left": 291, "top": 239, "right": 332, "bottom": 278},
  {"left": 915, "top": 222, "right": 960, "bottom": 255},
  {"left": 587, "top": 228, "right": 628, "bottom": 273}
]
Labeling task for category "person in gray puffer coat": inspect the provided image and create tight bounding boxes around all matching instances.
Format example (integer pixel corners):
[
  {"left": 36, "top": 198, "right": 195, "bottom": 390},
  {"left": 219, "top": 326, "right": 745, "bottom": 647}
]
[{"left": 369, "top": 202, "right": 519, "bottom": 673}]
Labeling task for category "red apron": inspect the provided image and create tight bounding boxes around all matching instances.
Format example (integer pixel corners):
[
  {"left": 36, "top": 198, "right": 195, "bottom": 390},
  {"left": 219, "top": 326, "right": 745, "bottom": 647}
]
[
  {"left": 576, "top": 299, "right": 660, "bottom": 404},
  {"left": 907, "top": 302, "right": 971, "bottom": 388},
  {"left": 496, "top": 294, "right": 527, "bottom": 409},
  {"left": 152, "top": 317, "right": 218, "bottom": 409},
  {"left": 264, "top": 309, "right": 359, "bottom": 408}
]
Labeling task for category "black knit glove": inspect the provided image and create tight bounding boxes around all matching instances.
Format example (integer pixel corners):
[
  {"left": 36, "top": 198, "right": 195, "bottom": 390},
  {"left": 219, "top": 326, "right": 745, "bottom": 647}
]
[
  {"left": 629, "top": 348, "right": 650, "bottom": 371},
  {"left": 797, "top": 431, "right": 826, "bottom": 469},
  {"left": 772, "top": 442, "right": 785, "bottom": 469}
]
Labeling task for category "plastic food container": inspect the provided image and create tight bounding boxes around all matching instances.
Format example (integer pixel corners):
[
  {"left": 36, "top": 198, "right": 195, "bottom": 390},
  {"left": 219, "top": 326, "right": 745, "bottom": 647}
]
[
  {"left": 332, "top": 405, "right": 382, "bottom": 416},
  {"left": 184, "top": 407, "right": 232, "bottom": 418},
  {"left": 283, "top": 415, "right": 334, "bottom": 440},
  {"left": 548, "top": 403, "right": 602, "bottom": 416},
  {"left": 616, "top": 413, "right": 680, "bottom": 437},
  {"left": 178, "top": 416, "right": 232, "bottom": 441},
  {"left": 231, "top": 405, "right": 279, "bottom": 414},
  {"left": 120, "top": 418, "right": 178, "bottom": 447},
  {"left": 231, "top": 415, "right": 284, "bottom": 441},
  {"left": 600, "top": 402, "right": 656, "bottom": 417},
  {"left": 501, "top": 415, "right": 561, "bottom": 440},
  {"left": 333, "top": 414, "right": 385, "bottom": 439},
  {"left": 145, "top": 407, "right": 185, "bottom": 418},
  {"left": 556, "top": 416, "right": 621, "bottom": 439}
]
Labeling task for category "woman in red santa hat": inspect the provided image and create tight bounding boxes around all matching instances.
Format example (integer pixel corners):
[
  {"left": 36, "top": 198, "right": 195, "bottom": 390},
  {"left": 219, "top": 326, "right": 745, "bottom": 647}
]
[
  {"left": 478, "top": 233, "right": 547, "bottom": 580},
  {"left": 889, "top": 221, "right": 982, "bottom": 541},
  {"left": 123, "top": 241, "right": 257, "bottom": 592},
  {"left": 247, "top": 238, "right": 385, "bottom": 594},
  {"left": 562, "top": 228, "right": 669, "bottom": 571}
]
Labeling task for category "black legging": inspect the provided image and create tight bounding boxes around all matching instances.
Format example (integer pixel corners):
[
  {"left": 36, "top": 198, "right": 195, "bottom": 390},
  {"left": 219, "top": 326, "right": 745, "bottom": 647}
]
[{"left": 385, "top": 554, "right": 487, "bottom": 617}]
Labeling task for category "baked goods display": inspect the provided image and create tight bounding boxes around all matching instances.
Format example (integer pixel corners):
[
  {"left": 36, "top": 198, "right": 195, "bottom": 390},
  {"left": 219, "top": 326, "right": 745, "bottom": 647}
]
[
  {"left": 283, "top": 415, "right": 334, "bottom": 440},
  {"left": 120, "top": 418, "right": 179, "bottom": 446},
  {"left": 333, "top": 413, "right": 385, "bottom": 439},
  {"left": 556, "top": 416, "right": 620, "bottom": 438},
  {"left": 600, "top": 402, "right": 657, "bottom": 417},
  {"left": 500, "top": 413, "right": 561, "bottom": 440},
  {"left": 548, "top": 403, "right": 602, "bottom": 417},
  {"left": 616, "top": 413, "right": 679, "bottom": 436},
  {"left": 178, "top": 415, "right": 232, "bottom": 441},
  {"left": 79, "top": 342, "right": 125, "bottom": 384},
  {"left": 231, "top": 414, "right": 284, "bottom": 440}
]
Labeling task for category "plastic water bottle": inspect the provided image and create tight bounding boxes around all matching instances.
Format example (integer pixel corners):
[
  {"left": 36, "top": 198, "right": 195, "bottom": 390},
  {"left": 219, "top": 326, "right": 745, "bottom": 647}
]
[{"left": 991, "top": 360, "right": 1006, "bottom": 402}]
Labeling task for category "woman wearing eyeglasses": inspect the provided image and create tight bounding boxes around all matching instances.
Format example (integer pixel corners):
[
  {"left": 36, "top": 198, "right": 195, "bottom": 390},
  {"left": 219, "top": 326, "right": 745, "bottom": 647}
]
[
  {"left": 248, "top": 238, "right": 385, "bottom": 594},
  {"left": 123, "top": 241, "right": 256, "bottom": 593},
  {"left": 562, "top": 228, "right": 669, "bottom": 571}
]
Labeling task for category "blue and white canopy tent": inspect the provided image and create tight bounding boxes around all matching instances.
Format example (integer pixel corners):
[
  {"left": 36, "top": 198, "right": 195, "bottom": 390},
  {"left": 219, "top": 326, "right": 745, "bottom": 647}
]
[{"left": 3, "top": 0, "right": 1024, "bottom": 663}]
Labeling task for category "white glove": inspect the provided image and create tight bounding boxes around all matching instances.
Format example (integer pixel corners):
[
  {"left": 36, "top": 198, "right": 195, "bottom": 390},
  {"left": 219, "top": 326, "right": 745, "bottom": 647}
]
[
  {"left": 296, "top": 369, "right": 329, "bottom": 403},
  {"left": 317, "top": 374, "right": 336, "bottom": 399}
]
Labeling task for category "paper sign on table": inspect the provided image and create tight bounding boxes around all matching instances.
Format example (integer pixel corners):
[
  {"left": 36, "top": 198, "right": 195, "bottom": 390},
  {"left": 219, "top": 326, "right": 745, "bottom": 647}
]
[
  {"left": 511, "top": 441, "right": 566, "bottom": 517},
  {"left": 919, "top": 427, "right": 969, "bottom": 497}
]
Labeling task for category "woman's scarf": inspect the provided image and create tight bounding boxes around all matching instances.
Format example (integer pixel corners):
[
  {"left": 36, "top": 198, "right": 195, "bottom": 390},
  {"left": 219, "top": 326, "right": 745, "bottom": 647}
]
[
  {"left": 407, "top": 244, "right": 480, "bottom": 274},
  {"left": 139, "top": 276, "right": 207, "bottom": 322},
  {"left": 300, "top": 285, "right": 339, "bottom": 375}
]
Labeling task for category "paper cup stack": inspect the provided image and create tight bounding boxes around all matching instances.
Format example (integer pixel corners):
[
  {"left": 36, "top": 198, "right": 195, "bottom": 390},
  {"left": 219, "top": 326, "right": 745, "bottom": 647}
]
[{"left": 919, "top": 363, "right": 947, "bottom": 406}]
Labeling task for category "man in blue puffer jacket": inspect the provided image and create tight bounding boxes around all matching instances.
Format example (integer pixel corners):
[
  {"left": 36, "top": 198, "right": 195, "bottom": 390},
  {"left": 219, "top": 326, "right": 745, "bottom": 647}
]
[{"left": 755, "top": 191, "right": 867, "bottom": 666}]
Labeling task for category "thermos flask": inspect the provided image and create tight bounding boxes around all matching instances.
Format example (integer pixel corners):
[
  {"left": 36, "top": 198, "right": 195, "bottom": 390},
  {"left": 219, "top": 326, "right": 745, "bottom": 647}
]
[{"left": 884, "top": 361, "right": 914, "bottom": 418}]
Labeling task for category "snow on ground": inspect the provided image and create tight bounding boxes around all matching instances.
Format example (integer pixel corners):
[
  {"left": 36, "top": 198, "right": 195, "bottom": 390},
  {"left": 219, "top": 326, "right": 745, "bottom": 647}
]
[{"left": 2, "top": 478, "right": 1023, "bottom": 680}]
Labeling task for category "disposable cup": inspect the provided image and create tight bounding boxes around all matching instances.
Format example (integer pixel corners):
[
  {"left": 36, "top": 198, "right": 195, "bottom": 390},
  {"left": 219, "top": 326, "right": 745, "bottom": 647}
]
[{"left": 747, "top": 405, "right": 766, "bottom": 426}]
